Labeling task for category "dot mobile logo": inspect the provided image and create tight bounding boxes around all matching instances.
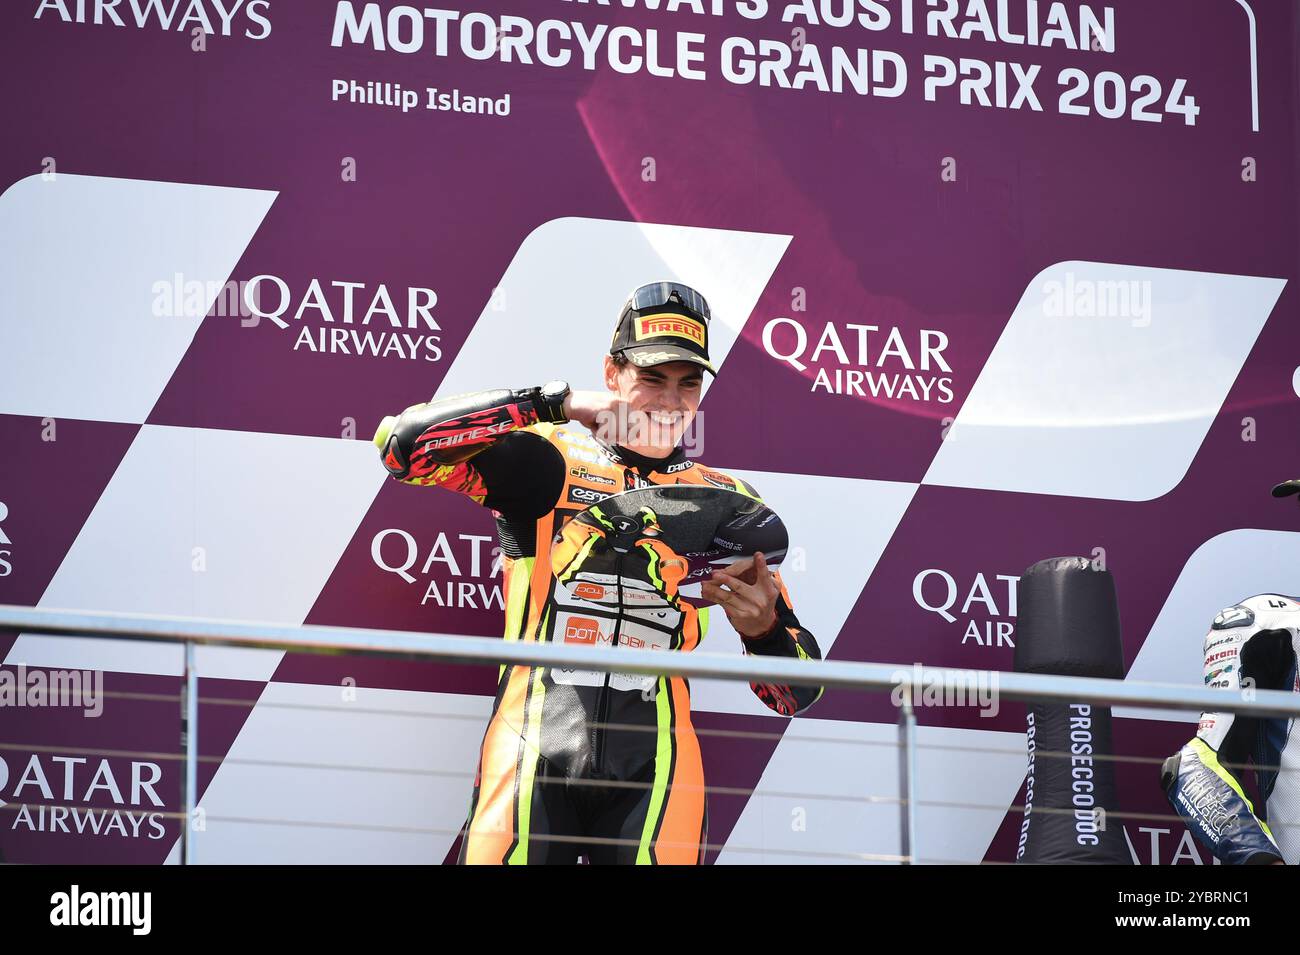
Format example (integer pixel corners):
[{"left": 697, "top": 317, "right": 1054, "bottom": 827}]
[
  {"left": 562, "top": 616, "right": 653, "bottom": 649},
  {"left": 50, "top": 885, "right": 151, "bottom": 936},
  {"left": 564, "top": 616, "right": 603, "bottom": 646}
]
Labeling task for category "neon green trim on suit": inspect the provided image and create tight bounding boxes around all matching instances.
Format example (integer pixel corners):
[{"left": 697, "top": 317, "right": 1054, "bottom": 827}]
[
  {"left": 557, "top": 533, "right": 600, "bottom": 585},
  {"left": 1189, "top": 738, "right": 1276, "bottom": 840},
  {"left": 642, "top": 544, "right": 664, "bottom": 591},
  {"left": 507, "top": 617, "right": 549, "bottom": 865},
  {"left": 636, "top": 677, "right": 673, "bottom": 865},
  {"left": 499, "top": 558, "right": 534, "bottom": 683},
  {"left": 587, "top": 505, "right": 615, "bottom": 531}
]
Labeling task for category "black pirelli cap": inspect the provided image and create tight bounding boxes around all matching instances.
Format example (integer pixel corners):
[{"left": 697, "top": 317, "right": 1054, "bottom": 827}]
[{"left": 610, "top": 281, "right": 716, "bottom": 375}]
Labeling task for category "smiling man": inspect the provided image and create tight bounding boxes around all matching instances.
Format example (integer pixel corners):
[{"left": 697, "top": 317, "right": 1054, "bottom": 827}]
[{"left": 372, "top": 281, "right": 823, "bottom": 865}]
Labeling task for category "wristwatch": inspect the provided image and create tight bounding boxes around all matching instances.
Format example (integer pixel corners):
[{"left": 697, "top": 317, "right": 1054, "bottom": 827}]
[{"left": 536, "top": 379, "right": 571, "bottom": 424}]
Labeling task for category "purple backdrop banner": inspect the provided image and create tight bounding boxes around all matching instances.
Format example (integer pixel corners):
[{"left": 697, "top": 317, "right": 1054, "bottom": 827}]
[{"left": 1, "top": 0, "right": 1296, "bottom": 864}]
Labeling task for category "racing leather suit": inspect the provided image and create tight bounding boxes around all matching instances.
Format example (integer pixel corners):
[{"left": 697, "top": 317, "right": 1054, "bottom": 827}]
[
  {"left": 1162, "top": 593, "right": 1300, "bottom": 864},
  {"left": 373, "top": 386, "right": 824, "bottom": 864}
]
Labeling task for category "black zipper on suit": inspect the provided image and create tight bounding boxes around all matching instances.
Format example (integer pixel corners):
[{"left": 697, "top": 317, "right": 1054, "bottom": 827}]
[{"left": 590, "top": 552, "right": 625, "bottom": 776}]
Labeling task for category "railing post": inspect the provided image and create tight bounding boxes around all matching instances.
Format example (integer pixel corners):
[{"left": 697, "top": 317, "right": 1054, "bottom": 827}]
[
  {"left": 180, "top": 641, "right": 198, "bottom": 866},
  {"left": 897, "top": 686, "right": 917, "bottom": 865}
]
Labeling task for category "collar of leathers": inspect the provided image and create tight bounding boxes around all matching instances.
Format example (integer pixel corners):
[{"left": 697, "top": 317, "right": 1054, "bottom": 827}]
[{"left": 593, "top": 436, "right": 686, "bottom": 474}]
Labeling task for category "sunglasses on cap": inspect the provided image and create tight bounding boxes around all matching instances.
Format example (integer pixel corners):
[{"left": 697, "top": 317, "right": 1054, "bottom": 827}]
[{"left": 624, "top": 282, "right": 711, "bottom": 322}]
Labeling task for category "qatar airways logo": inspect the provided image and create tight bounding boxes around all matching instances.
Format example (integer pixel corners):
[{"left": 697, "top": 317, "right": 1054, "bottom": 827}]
[
  {"left": 763, "top": 317, "right": 954, "bottom": 403},
  {"left": 913, "top": 568, "right": 1018, "bottom": 649},
  {"left": 371, "top": 529, "right": 503, "bottom": 610},
  {"left": 152, "top": 274, "right": 444, "bottom": 362},
  {"left": 34, "top": 0, "right": 272, "bottom": 39},
  {"left": 0, "top": 753, "right": 168, "bottom": 840}
]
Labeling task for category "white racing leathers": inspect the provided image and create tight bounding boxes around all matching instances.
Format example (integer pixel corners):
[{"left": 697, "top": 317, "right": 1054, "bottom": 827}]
[{"left": 1162, "top": 594, "right": 1300, "bottom": 864}]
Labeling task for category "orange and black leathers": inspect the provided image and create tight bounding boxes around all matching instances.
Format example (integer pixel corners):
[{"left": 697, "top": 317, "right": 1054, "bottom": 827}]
[{"left": 375, "top": 387, "right": 823, "bottom": 864}]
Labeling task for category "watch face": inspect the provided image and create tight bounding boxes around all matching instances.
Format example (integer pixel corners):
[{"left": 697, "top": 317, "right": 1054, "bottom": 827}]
[{"left": 541, "top": 380, "right": 570, "bottom": 400}]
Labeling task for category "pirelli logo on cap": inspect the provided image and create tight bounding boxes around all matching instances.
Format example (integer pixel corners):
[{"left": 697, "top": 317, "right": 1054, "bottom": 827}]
[{"left": 635, "top": 313, "right": 706, "bottom": 346}]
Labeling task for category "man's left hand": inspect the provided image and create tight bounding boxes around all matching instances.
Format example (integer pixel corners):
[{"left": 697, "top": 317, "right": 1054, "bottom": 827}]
[{"left": 701, "top": 551, "right": 780, "bottom": 639}]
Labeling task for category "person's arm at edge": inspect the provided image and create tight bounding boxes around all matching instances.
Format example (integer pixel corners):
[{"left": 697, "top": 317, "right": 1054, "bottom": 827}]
[
  {"left": 737, "top": 569, "right": 825, "bottom": 717},
  {"left": 1160, "top": 625, "right": 1287, "bottom": 865}
]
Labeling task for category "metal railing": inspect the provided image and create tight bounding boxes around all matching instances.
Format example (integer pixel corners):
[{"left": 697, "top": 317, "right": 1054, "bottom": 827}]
[{"left": 3, "top": 604, "right": 1299, "bottom": 865}]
